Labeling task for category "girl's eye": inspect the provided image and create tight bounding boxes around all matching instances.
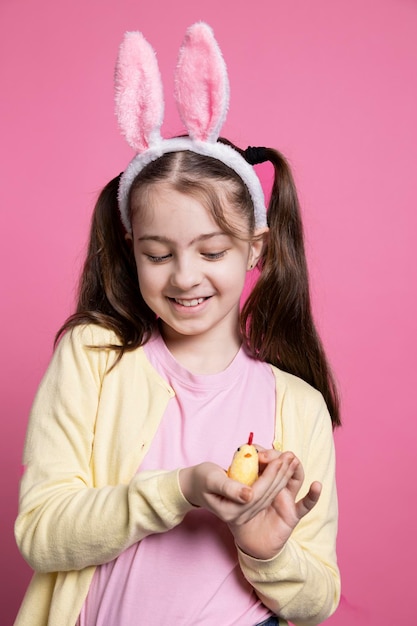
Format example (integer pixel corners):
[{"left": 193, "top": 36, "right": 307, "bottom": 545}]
[
  {"left": 203, "top": 250, "right": 227, "bottom": 260},
  {"left": 146, "top": 254, "right": 172, "bottom": 263}
]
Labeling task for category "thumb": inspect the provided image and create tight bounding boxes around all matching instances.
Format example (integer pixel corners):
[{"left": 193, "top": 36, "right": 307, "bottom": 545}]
[
  {"left": 219, "top": 474, "right": 253, "bottom": 503},
  {"left": 295, "top": 481, "right": 322, "bottom": 520}
]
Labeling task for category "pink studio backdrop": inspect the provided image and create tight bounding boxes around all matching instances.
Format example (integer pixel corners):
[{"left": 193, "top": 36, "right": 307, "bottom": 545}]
[{"left": 1, "top": 0, "right": 416, "bottom": 623}]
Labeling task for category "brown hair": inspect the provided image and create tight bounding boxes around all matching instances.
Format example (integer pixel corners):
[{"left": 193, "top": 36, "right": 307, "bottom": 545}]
[{"left": 57, "top": 143, "right": 341, "bottom": 426}]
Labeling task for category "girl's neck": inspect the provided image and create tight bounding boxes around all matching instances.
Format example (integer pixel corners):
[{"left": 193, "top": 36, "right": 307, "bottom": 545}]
[{"left": 159, "top": 323, "right": 242, "bottom": 375}]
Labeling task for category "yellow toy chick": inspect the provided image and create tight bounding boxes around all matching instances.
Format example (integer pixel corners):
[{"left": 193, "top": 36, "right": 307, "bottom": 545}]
[{"left": 227, "top": 432, "right": 259, "bottom": 486}]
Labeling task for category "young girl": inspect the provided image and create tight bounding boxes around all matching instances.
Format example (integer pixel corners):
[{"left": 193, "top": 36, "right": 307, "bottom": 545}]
[{"left": 14, "top": 23, "right": 341, "bottom": 626}]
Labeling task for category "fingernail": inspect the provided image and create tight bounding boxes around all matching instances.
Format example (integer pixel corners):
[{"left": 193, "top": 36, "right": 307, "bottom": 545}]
[{"left": 240, "top": 487, "right": 252, "bottom": 502}]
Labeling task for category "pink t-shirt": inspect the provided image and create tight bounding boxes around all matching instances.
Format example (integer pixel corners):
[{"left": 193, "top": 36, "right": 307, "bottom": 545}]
[{"left": 78, "top": 333, "right": 276, "bottom": 625}]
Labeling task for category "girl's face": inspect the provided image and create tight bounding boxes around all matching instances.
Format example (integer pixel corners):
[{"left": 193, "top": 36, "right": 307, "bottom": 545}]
[{"left": 128, "top": 182, "right": 265, "bottom": 347}]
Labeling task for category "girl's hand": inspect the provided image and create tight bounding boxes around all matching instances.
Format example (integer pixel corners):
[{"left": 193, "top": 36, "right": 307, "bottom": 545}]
[
  {"left": 179, "top": 462, "right": 255, "bottom": 511},
  {"left": 228, "top": 448, "right": 322, "bottom": 560},
  {"left": 179, "top": 452, "right": 320, "bottom": 560}
]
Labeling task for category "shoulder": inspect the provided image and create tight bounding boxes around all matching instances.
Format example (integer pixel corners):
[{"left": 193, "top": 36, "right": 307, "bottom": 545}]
[
  {"left": 52, "top": 324, "right": 150, "bottom": 379},
  {"left": 52, "top": 324, "right": 119, "bottom": 372},
  {"left": 57, "top": 323, "right": 120, "bottom": 348},
  {"left": 269, "top": 364, "right": 324, "bottom": 407},
  {"left": 64, "top": 323, "right": 170, "bottom": 376},
  {"left": 268, "top": 364, "right": 332, "bottom": 444}
]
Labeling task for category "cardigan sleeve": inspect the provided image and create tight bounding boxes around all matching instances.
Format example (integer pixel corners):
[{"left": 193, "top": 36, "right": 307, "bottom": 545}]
[
  {"left": 15, "top": 326, "right": 193, "bottom": 574},
  {"left": 237, "top": 378, "right": 340, "bottom": 626}
]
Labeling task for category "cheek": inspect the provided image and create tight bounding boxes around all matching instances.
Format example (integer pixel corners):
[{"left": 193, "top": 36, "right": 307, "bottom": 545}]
[
  {"left": 135, "top": 262, "right": 155, "bottom": 293},
  {"left": 217, "top": 258, "right": 248, "bottom": 291},
  {"left": 135, "top": 262, "right": 169, "bottom": 301}
]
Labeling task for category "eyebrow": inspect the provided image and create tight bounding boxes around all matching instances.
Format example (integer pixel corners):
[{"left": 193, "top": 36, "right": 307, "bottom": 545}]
[{"left": 137, "top": 232, "right": 229, "bottom": 246}]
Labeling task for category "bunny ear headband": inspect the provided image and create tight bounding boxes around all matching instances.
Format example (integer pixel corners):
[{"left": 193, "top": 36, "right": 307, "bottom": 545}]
[{"left": 115, "top": 22, "right": 267, "bottom": 233}]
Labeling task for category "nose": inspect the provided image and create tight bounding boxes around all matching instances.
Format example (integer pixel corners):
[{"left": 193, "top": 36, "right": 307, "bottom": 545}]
[{"left": 170, "top": 256, "right": 202, "bottom": 291}]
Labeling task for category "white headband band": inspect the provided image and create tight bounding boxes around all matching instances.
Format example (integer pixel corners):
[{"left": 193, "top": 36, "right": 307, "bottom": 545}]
[{"left": 115, "top": 22, "right": 267, "bottom": 233}]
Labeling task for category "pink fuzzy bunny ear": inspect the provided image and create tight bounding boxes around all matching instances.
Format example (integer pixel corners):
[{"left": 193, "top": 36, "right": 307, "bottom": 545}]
[
  {"left": 115, "top": 31, "right": 164, "bottom": 153},
  {"left": 175, "top": 22, "right": 229, "bottom": 143}
]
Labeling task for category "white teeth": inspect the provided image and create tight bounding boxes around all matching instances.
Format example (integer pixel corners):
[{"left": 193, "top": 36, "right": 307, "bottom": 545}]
[{"left": 174, "top": 297, "right": 205, "bottom": 307}]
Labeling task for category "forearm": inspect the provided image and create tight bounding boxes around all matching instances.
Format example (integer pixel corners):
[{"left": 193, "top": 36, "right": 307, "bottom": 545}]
[
  {"left": 238, "top": 383, "right": 341, "bottom": 624},
  {"left": 14, "top": 326, "right": 193, "bottom": 573},
  {"left": 15, "top": 468, "right": 193, "bottom": 573},
  {"left": 238, "top": 539, "right": 340, "bottom": 625}
]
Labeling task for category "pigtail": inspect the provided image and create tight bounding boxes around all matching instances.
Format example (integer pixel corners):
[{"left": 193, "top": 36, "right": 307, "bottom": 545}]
[
  {"left": 55, "top": 175, "right": 155, "bottom": 354},
  {"left": 241, "top": 149, "right": 341, "bottom": 426}
]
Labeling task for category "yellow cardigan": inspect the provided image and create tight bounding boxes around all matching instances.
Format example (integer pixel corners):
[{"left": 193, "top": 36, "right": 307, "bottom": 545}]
[{"left": 15, "top": 325, "right": 340, "bottom": 626}]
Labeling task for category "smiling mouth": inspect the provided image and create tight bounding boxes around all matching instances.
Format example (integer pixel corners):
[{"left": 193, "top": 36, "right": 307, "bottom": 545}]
[{"left": 170, "top": 297, "right": 208, "bottom": 307}]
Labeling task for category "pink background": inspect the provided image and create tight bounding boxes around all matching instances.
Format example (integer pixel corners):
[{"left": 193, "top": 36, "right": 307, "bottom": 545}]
[{"left": 1, "top": 0, "right": 416, "bottom": 623}]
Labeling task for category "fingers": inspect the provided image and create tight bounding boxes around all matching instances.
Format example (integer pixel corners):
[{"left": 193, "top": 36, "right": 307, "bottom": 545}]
[
  {"left": 179, "top": 463, "right": 252, "bottom": 508},
  {"left": 258, "top": 450, "right": 302, "bottom": 483},
  {"left": 257, "top": 448, "right": 278, "bottom": 461},
  {"left": 257, "top": 448, "right": 280, "bottom": 468},
  {"left": 242, "top": 452, "right": 299, "bottom": 518},
  {"left": 257, "top": 450, "right": 302, "bottom": 488},
  {"left": 203, "top": 465, "right": 255, "bottom": 505},
  {"left": 215, "top": 473, "right": 254, "bottom": 504},
  {"left": 295, "top": 481, "right": 322, "bottom": 519},
  {"left": 182, "top": 456, "right": 320, "bottom": 528}
]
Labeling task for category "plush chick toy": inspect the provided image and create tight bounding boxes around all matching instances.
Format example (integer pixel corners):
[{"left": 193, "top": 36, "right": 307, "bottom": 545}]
[{"left": 227, "top": 432, "right": 259, "bottom": 486}]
